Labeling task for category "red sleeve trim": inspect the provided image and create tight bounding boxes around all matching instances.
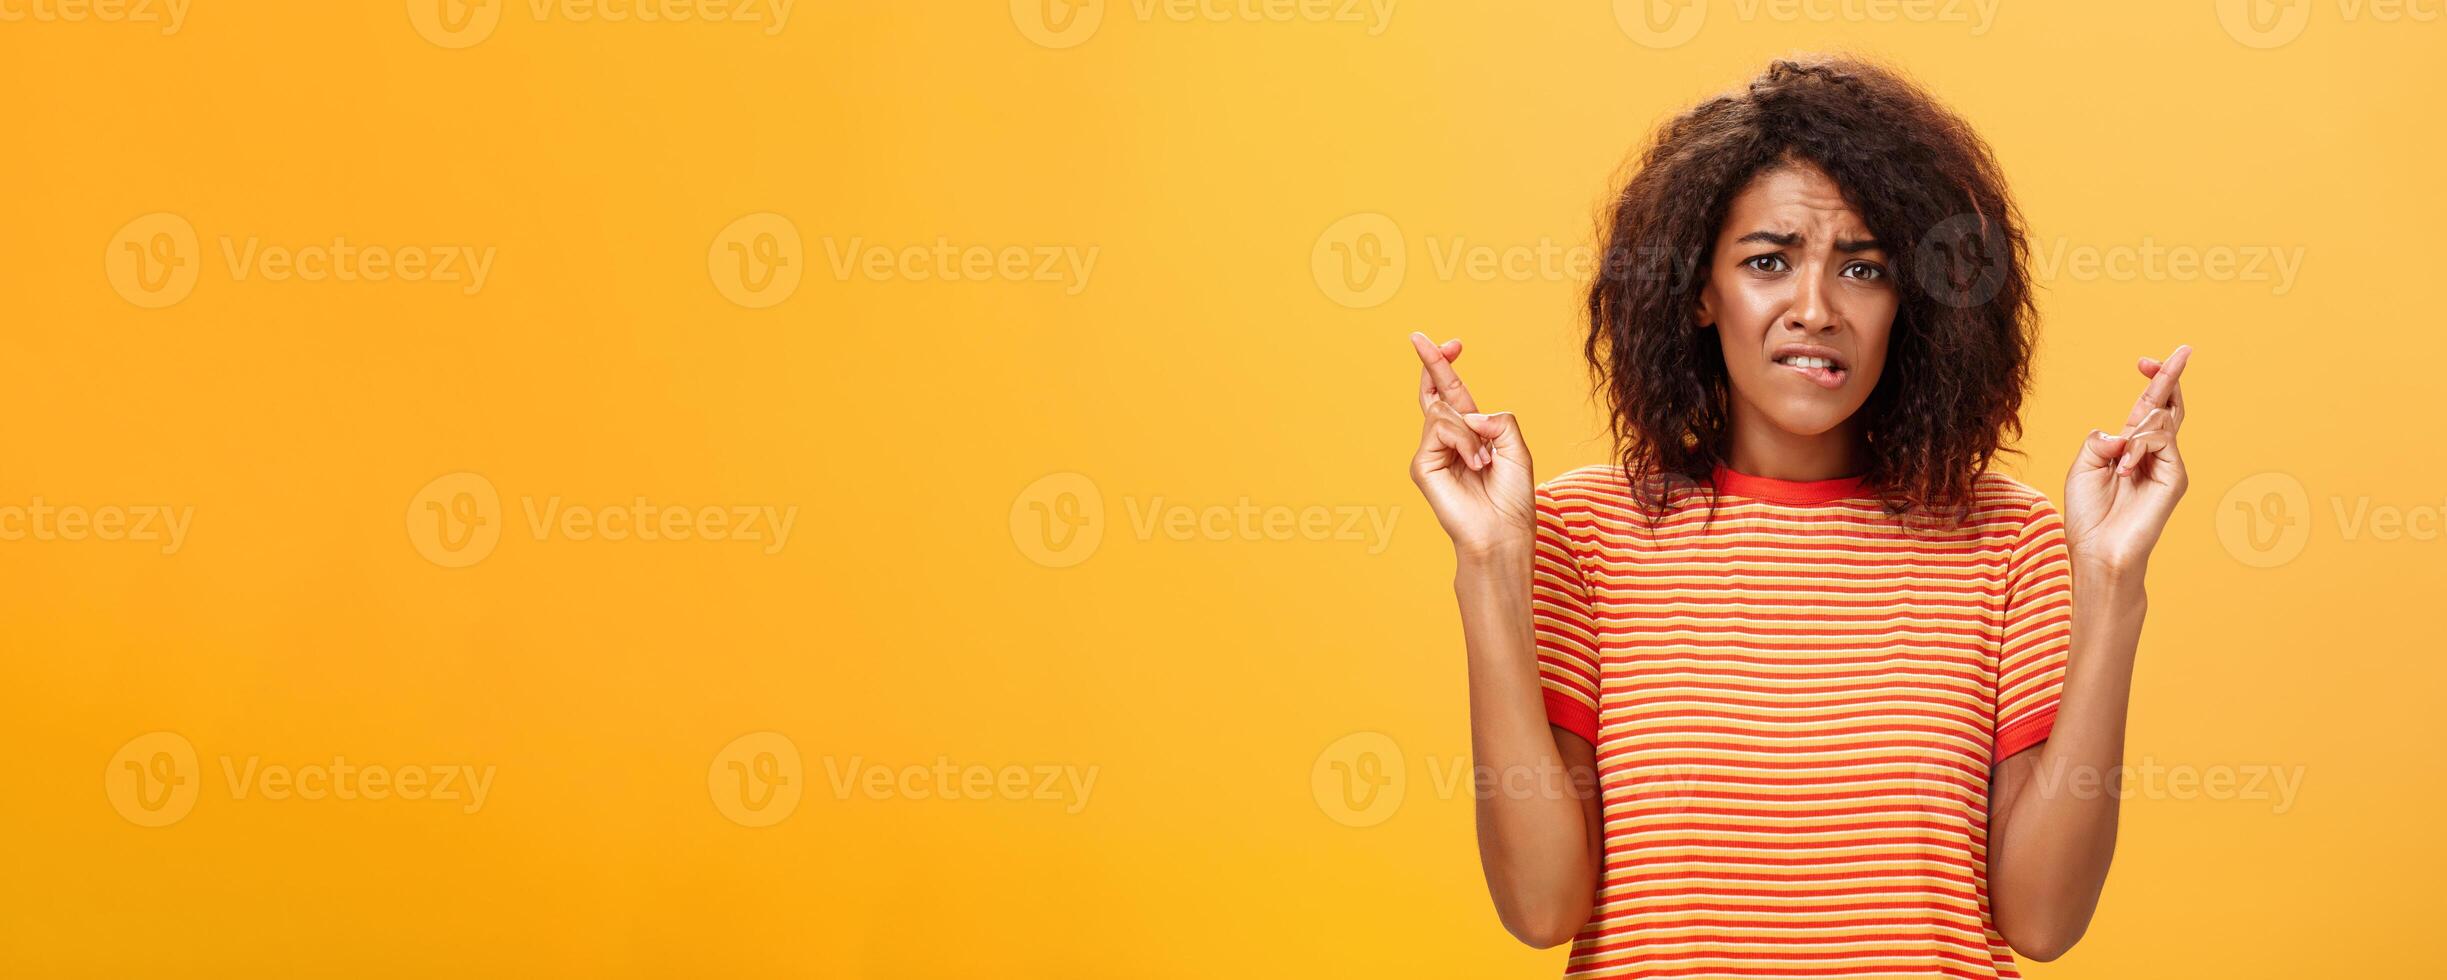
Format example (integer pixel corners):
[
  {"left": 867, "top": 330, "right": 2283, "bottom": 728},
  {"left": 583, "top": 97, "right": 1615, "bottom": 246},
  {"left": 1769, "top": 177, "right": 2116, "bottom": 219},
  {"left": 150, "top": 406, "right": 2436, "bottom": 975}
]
[
  {"left": 1543, "top": 688, "right": 1600, "bottom": 745},
  {"left": 1993, "top": 704, "right": 2058, "bottom": 764}
]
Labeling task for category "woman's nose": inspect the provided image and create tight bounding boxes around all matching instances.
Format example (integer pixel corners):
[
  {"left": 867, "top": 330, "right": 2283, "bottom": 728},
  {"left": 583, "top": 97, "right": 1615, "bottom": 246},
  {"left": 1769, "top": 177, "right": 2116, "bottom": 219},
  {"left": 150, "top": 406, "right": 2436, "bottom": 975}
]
[{"left": 1784, "top": 266, "right": 1839, "bottom": 333}]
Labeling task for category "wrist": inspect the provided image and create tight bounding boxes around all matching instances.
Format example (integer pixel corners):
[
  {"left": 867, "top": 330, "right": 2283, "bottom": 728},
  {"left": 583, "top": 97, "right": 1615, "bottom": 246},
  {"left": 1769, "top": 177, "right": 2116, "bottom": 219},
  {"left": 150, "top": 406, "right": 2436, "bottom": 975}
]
[
  {"left": 1454, "top": 538, "right": 1532, "bottom": 577},
  {"left": 2073, "top": 556, "right": 2146, "bottom": 606}
]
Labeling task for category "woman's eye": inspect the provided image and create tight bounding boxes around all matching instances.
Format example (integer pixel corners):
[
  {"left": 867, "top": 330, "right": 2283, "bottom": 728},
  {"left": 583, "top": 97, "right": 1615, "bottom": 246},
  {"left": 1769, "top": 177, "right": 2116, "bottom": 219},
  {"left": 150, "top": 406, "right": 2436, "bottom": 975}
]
[
  {"left": 1744, "top": 255, "right": 1787, "bottom": 274},
  {"left": 1844, "top": 261, "right": 1886, "bottom": 282}
]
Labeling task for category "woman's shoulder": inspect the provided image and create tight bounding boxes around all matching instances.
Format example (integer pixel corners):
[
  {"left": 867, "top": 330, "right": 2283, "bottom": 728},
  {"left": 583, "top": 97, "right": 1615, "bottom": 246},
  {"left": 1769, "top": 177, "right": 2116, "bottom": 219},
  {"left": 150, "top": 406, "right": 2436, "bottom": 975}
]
[
  {"left": 1533, "top": 465, "right": 1640, "bottom": 531},
  {"left": 1966, "top": 469, "right": 2063, "bottom": 533},
  {"left": 1536, "top": 463, "right": 1686, "bottom": 508},
  {"left": 1535, "top": 463, "right": 1705, "bottom": 530},
  {"left": 1537, "top": 463, "right": 1633, "bottom": 500},
  {"left": 1969, "top": 469, "right": 2054, "bottom": 509}
]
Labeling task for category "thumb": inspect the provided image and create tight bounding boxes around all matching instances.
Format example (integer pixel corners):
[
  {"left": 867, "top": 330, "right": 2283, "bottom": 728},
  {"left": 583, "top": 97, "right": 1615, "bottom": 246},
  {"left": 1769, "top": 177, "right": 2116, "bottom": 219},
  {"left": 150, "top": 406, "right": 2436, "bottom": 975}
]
[
  {"left": 1469, "top": 413, "right": 1532, "bottom": 476},
  {"left": 1465, "top": 412, "right": 1526, "bottom": 451},
  {"left": 2074, "top": 428, "right": 2129, "bottom": 471}
]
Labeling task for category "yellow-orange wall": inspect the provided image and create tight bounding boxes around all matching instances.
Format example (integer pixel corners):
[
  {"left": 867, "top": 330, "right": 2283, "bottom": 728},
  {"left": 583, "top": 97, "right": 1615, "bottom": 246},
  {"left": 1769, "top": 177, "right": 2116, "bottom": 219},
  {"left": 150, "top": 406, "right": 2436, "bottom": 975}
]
[{"left": 5, "top": 2, "right": 2438, "bottom": 976}]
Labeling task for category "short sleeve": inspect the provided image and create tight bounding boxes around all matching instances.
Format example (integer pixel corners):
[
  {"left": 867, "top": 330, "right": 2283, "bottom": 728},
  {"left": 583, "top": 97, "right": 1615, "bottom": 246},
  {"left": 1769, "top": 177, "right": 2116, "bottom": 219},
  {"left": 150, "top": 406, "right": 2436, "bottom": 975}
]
[
  {"left": 1531, "top": 482, "right": 1603, "bottom": 744},
  {"left": 1993, "top": 493, "right": 2074, "bottom": 764}
]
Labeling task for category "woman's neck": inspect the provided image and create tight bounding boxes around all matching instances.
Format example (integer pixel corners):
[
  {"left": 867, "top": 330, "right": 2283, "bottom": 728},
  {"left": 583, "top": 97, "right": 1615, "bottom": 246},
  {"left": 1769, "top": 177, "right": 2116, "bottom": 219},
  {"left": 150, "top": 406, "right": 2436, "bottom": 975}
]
[{"left": 1724, "top": 407, "right": 1867, "bottom": 482}]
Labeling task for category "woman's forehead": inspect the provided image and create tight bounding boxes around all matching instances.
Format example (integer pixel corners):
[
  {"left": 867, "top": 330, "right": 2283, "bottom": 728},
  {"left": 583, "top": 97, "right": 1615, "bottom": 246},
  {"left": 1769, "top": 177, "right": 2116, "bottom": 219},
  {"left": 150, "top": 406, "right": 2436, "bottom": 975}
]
[{"left": 1723, "top": 164, "right": 1875, "bottom": 239}]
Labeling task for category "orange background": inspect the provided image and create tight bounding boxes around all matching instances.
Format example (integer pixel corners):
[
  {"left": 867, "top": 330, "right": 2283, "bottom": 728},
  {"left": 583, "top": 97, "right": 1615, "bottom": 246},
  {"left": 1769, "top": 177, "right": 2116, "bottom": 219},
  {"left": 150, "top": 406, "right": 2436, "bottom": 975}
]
[{"left": 3, "top": 3, "right": 2439, "bottom": 976}]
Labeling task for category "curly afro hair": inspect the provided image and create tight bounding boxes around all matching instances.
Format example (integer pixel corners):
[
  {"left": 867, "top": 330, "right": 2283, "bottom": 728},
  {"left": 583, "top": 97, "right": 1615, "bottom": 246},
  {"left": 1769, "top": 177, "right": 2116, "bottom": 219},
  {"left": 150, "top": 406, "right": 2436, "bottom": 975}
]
[{"left": 1586, "top": 55, "right": 2034, "bottom": 524}]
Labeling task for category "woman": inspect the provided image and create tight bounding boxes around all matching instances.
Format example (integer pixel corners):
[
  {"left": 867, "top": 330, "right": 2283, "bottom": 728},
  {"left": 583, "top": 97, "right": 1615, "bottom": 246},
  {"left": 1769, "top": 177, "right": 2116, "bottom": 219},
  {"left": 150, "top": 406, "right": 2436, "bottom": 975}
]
[{"left": 1406, "top": 57, "right": 2188, "bottom": 977}]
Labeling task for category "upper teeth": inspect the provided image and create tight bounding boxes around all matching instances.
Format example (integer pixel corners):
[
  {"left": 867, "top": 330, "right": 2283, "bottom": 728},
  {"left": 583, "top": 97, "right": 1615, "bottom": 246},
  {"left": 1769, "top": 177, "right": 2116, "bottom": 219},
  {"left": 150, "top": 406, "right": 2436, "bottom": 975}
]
[{"left": 1779, "top": 355, "right": 1835, "bottom": 370}]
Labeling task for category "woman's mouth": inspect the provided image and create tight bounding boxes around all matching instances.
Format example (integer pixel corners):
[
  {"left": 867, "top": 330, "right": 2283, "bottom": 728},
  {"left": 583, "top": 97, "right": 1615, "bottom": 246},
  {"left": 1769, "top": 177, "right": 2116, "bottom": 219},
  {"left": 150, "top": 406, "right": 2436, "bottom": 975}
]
[{"left": 1772, "top": 353, "right": 1848, "bottom": 389}]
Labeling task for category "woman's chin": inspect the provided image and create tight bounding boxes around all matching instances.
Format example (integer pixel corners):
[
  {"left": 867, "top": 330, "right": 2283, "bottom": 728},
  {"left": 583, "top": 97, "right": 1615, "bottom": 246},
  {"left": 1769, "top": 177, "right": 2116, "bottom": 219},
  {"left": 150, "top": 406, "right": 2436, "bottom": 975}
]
[{"left": 1757, "top": 404, "right": 1859, "bottom": 439}]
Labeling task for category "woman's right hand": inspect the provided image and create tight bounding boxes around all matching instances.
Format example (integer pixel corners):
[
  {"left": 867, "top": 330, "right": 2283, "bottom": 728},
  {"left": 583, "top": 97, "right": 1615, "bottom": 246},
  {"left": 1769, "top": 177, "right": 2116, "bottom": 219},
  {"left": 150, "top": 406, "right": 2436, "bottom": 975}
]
[
  {"left": 1409, "top": 333, "right": 1596, "bottom": 948},
  {"left": 1406, "top": 332, "right": 1535, "bottom": 559}
]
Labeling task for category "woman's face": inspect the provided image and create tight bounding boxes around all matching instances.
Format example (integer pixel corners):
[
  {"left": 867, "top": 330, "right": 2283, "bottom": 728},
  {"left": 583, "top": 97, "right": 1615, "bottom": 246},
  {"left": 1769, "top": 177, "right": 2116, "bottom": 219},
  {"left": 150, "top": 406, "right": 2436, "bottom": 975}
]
[{"left": 1697, "top": 162, "right": 1899, "bottom": 440}]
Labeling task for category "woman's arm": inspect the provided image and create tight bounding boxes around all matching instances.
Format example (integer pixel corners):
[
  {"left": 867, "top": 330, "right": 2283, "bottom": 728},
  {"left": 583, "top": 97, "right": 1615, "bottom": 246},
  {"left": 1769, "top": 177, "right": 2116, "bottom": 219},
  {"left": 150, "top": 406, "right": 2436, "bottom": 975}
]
[
  {"left": 1988, "top": 345, "right": 2191, "bottom": 961},
  {"left": 1404, "top": 333, "right": 1601, "bottom": 949},
  {"left": 1986, "top": 562, "right": 2144, "bottom": 960},
  {"left": 1455, "top": 546, "right": 1602, "bottom": 948}
]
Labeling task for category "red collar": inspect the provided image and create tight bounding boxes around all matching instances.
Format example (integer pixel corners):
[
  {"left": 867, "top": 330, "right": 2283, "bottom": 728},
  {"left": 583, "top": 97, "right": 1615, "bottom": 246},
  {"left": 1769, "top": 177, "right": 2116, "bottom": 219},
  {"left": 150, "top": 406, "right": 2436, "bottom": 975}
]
[{"left": 1711, "top": 463, "right": 1871, "bottom": 504}]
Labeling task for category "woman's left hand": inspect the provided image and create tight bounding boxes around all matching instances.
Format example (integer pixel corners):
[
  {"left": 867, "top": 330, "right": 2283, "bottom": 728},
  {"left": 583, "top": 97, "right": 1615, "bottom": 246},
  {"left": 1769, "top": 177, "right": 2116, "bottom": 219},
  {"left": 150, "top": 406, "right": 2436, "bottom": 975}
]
[{"left": 2063, "top": 345, "right": 2192, "bottom": 574}]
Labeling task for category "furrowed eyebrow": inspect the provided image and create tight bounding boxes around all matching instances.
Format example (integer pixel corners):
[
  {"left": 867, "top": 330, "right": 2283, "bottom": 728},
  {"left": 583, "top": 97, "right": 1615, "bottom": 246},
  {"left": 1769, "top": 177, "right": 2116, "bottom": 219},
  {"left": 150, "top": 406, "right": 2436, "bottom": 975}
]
[{"left": 1733, "top": 230, "right": 1886, "bottom": 255}]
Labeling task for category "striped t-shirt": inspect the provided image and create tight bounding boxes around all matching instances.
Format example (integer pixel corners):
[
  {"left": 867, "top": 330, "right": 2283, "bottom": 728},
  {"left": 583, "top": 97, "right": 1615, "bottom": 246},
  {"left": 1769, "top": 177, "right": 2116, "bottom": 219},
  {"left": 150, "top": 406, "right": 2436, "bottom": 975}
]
[{"left": 1532, "top": 463, "right": 2072, "bottom": 979}]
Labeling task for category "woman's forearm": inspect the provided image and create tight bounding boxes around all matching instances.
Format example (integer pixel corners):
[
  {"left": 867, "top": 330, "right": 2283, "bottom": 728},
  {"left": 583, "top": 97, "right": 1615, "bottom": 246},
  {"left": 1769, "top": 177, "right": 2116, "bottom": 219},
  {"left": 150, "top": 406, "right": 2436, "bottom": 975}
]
[
  {"left": 1454, "top": 544, "right": 1599, "bottom": 948},
  {"left": 1989, "top": 560, "right": 2146, "bottom": 960}
]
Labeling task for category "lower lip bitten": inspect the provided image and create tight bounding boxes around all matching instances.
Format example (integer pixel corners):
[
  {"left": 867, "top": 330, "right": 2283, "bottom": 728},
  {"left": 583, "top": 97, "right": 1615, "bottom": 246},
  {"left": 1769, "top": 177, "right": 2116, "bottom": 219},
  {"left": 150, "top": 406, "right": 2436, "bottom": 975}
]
[{"left": 1775, "top": 359, "right": 1847, "bottom": 389}]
